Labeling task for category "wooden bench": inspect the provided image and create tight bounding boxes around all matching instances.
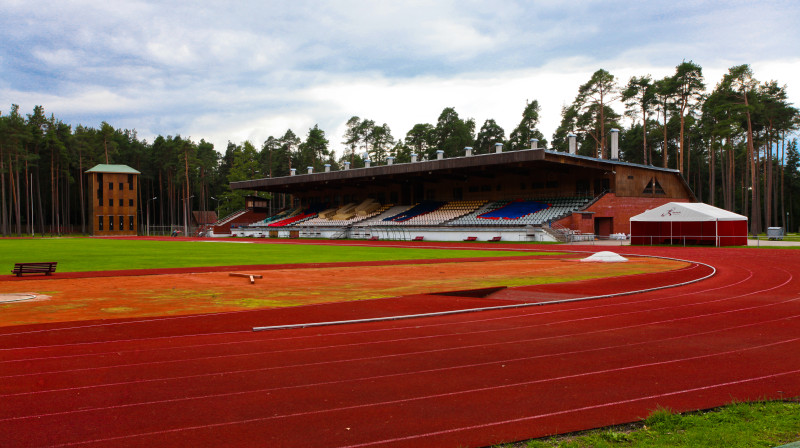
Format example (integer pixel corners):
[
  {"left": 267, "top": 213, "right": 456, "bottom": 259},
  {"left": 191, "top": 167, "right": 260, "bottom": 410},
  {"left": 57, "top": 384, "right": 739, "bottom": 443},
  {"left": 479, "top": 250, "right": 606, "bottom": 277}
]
[
  {"left": 463, "top": 236, "right": 477, "bottom": 241},
  {"left": 489, "top": 236, "right": 502, "bottom": 242},
  {"left": 413, "top": 236, "right": 424, "bottom": 241},
  {"left": 12, "top": 262, "right": 58, "bottom": 277}
]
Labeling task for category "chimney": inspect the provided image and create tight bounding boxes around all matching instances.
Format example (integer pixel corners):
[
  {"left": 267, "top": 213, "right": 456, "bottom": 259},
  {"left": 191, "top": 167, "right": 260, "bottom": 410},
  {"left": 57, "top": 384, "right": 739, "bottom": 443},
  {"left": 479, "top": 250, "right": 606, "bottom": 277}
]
[
  {"left": 436, "top": 150, "right": 444, "bottom": 160},
  {"left": 307, "top": 166, "right": 313, "bottom": 174},
  {"left": 344, "top": 161, "right": 350, "bottom": 170},
  {"left": 324, "top": 163, "right": 331, "bottom": 172},
  {"left": 530, "top": 138, "right": 539, "bottom": 150},
  {"left": 290, "top": 168, "right": 296, "bottom": 176},
  {"left": 465, "top": 146, "right": 473, "bottom": 157},
  {"left": 387, "top": 156, "right": 395, "bottom": 165},
  {"left": 495, "top": 143, "right": 503, "bottom": 153},
  {"left": 411, "top": 153, "right": 418, "bottom": 163},
  {"left": 568, "top": 133, "right": 577, "bottom": 154},
  {"left": 610, "top": 128, "right": 620, "bottom": 160}
]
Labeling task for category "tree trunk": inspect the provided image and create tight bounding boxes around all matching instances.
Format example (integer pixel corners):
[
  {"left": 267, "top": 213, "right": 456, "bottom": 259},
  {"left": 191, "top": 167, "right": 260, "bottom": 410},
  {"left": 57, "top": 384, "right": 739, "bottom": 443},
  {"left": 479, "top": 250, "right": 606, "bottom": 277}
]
[
  {"left": 744, "top": 94, "right": 759, "bottom": 235},
  {"left": 662, "top": 104, "right": 668, "bottom": 169},
  {"left": 35, "top": 172, "right": 45, "bottom": 235},
  {"left": 0, "top": 147, "right": 6, "bottom": 236},
  {"left": 24, "top": 159, "right": 30, "bottom": 234},
  {"left": 79, "top": 151, "right": 85, "bottom": 233},
  {"left": 709, "top": 137, "right": 715, "bottom": 206},
  {"left": 679, "top": 110, "right": 685, "bottom": 174},
  {"left": 12, "top": 155, "right": 21, "bottom": 235},
  {"left": 641, "top": 105, "right": 648, "bottom": 164},
  {"left": 781, "top": 131, "right": 786, "bottom": 229}
]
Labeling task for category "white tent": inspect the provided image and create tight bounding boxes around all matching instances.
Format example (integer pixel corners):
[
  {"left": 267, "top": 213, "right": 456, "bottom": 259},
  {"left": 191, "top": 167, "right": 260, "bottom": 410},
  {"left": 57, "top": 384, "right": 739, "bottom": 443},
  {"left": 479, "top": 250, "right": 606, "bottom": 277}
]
[
  {"left": 630, "top": 202, "right": 747, "bottom": 246},
  {"left": 630, "top": 202, "right": 746, "bottom": 222}
]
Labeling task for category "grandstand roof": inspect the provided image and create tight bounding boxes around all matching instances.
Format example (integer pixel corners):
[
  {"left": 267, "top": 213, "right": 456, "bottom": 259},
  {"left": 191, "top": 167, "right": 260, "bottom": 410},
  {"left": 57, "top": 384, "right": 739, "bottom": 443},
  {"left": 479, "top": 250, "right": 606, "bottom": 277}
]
[{"left": 231, "top": 148, "right": 690, "bottom": 196}]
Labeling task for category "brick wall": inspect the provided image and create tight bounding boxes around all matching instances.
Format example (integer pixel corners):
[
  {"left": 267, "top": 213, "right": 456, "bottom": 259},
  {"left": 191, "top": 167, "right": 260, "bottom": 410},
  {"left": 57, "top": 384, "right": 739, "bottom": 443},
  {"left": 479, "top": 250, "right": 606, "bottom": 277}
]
[{"left": 556, "top": 193, "right": 689, "bottom": 235}]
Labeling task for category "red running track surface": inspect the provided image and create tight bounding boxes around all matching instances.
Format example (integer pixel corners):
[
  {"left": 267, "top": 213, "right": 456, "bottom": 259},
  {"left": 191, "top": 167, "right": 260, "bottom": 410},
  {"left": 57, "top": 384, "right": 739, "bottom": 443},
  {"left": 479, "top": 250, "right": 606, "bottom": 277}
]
[{"left": 1, "top": 243, "right": 799, "bottom": 447}]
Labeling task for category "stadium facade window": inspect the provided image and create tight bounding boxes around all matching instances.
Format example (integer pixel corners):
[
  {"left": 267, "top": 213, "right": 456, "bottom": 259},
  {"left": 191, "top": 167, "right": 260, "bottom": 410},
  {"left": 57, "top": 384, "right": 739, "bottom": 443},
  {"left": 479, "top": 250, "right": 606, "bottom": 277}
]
[
  {"left": 129, "top": 199, "right": 134, "bottom": 207},
  {"left": 128, "top": 215, "right": 134, "bottom": 231},
  {"left": 108, "top": 199, "right": 113, "bottom": 207},
  {"left": 119, "top": 182, "right": 124, "bottom": 190},
  {"left": 109, "top": 182, "right": 113, "bottom": 190},
  {"left": 643, "top": 178, "right": 666, "bottom": 195},
  {"left": 109, "top": 216, "right": 114, "bottom": 230},
  {"left": 98, "top": 216, "right": 104, "bottom": 231},
  {"left": 119, "top": 216, "right": 124, "bottom": 230},
  {"left": 128, "top": 174, "right": 134, "bottom": 189},
  {"left": 118, "top": 199, "right": 123, "bottom": 207}
]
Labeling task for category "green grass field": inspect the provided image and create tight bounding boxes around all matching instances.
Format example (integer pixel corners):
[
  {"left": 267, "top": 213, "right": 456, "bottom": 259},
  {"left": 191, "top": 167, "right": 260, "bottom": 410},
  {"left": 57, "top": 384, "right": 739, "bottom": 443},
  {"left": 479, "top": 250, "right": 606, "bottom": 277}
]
[
  {"left": 495, "top": 401, "right": 800, "bottom": 448},
  {"left": 0, "top": 238, "right": 544, "bottom": 272}
]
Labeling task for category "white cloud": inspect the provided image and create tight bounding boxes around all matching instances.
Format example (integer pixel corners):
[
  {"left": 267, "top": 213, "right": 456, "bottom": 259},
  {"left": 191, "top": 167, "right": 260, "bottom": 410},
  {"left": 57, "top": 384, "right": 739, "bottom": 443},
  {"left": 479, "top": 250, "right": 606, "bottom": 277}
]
[{"left": 2, "top": 0, "right": 799, "bottom": 157}]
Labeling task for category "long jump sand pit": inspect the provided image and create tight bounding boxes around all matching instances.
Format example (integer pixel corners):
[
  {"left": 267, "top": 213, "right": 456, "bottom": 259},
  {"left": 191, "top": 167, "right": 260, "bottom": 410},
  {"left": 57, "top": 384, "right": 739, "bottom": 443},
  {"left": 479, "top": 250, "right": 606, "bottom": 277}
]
[{"left": 0, "top": 255, "right": 688, "bottom": 327}]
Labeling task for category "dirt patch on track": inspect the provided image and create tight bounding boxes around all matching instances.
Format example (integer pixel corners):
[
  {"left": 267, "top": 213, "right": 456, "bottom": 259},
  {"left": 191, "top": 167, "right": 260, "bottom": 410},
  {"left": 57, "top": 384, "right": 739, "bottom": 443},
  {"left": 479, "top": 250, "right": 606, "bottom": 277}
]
[{"left": 0, "top": 256, "right": 686, "bottom": 327}]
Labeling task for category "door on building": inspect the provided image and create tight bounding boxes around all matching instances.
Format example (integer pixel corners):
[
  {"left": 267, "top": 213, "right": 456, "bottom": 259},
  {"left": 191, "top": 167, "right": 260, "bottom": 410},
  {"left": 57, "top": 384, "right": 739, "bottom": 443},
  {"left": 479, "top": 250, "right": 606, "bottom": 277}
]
[{"left": 594, "top": 217, "right": 613, "bottom": 237}]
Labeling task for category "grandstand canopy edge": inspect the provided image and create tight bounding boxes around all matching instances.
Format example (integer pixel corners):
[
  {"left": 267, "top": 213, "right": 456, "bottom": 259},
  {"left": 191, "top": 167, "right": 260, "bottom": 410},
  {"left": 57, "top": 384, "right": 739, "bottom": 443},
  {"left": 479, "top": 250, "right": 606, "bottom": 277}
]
[{"left": 231, "top": 149, "right": 695, "bottom": 206}]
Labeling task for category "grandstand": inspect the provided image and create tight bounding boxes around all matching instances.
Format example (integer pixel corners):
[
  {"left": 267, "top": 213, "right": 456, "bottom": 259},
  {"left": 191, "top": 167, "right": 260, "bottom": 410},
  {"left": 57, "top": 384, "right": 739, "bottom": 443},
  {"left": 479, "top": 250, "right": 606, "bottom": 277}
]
[{"left": 223, "top": 139, "right": 695, "bottom": 241}]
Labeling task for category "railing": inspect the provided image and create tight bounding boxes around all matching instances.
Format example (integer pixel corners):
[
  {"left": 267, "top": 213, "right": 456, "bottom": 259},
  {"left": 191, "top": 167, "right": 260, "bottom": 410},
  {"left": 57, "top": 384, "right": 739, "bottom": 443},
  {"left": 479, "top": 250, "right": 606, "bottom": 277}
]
[{"left": 213, "top": 209, "right": 246, "bottom": 226}]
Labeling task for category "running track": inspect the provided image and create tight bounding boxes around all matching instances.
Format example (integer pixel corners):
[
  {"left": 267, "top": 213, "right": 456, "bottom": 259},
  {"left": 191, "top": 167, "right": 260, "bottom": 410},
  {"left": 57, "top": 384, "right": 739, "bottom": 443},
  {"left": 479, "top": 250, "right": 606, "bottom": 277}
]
[{"left": 1, "top": 242, "right": 799, "bottom": 447}]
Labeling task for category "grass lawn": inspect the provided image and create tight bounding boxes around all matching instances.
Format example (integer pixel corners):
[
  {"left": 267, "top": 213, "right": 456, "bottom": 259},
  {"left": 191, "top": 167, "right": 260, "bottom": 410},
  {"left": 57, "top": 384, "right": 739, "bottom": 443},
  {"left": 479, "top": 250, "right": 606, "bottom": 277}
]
[
  {"left": 493, "top": 401, "right": 800, "bottom": 448},
  {"left": 0, "top": 237, "right": 545, "bottom": 272}
]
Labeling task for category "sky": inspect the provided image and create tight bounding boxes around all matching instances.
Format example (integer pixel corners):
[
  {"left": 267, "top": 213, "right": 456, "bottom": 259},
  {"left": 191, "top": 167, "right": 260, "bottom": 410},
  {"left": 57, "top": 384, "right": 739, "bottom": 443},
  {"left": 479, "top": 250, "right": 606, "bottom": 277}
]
[{"left": 2, "top": 0, "right": 799, "bottom": 157}]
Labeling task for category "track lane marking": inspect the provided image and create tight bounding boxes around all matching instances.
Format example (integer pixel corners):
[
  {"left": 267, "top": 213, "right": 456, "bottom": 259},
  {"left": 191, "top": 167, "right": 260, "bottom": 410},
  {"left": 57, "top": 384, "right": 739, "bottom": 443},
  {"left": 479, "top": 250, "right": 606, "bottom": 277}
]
[
  {"left": 37, "top": 338, "right": 800, "bottom": 447},
  {"left": 4, "top": 313, "right": 799, "bottom": 423}
]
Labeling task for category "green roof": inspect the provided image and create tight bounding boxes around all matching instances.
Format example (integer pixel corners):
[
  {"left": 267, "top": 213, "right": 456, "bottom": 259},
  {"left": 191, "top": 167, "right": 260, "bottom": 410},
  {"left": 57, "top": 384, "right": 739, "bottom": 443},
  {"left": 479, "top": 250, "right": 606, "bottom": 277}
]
[{"left": 85, "top": 164, "right": 141, "bottom": 174}]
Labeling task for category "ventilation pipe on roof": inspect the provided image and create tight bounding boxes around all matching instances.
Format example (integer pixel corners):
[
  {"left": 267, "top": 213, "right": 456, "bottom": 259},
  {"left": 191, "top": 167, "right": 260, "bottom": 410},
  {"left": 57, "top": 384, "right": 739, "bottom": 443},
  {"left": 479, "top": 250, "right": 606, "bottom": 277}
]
[
  {"left": 436, "top": 150, "right": 444, "bottom": 160},
  {"left": 495, "top": 143, "right": 503, "bottom": 153},
  {"left": 387, "top": 156, "right": 395, "bottom": 165},
  {"left": 324, "top": 164, "right": 331, "bottom": 172},
  {"left": 290, "top": 168, "right": 296, "bottom": 176},
  {"left": 344, "top": 161, "right": 350, "bottom": 170},
  {"left": 530, "top": 138, "right": 539, "bottom": 150},
  {"left": 411, "top": 153, "right": 418, "bottom": 163},
  {"left": 610, "top": 128, "right": 620, "bottom": 160},
  {"left": 307, "top": 166, "right": 313, "bottom": 174},
  {"left": 568, "top": 133, "right": 577, "bottom": 155},
  {"left": 364, "top": 159, "right": 371, "bottom": 168},
  {"left": 465, "top": 146, "right": 473, "bottom": 157}
]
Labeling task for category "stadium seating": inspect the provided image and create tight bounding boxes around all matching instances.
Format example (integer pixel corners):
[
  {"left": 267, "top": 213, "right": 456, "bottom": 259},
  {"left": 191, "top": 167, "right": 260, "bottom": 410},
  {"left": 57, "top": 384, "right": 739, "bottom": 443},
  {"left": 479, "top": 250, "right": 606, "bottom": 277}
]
[
  {"left": 297, "top": 203, "right": 393, "bottom": 227},
  {"left": 382, "top": 201, "right": 446, "bottom": 223},
  {"left": 450, "top": 197, "right": 591, "bottom": 226},
  {"left": 267, "top": 203, "right": 329, "bottom": 227}
]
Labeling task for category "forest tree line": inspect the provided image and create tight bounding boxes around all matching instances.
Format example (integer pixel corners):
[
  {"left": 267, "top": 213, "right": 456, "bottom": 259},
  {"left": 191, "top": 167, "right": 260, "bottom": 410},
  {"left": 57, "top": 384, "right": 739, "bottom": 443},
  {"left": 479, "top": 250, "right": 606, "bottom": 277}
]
[{"left": 0, "top": 62, "right": 798, "bottom": 236}]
